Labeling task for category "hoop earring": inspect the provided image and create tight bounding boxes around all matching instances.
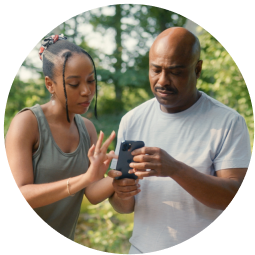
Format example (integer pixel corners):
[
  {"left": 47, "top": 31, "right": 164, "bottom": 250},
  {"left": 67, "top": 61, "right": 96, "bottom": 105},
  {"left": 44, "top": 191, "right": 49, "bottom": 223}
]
[{"left": 51, "top": 93, "right": 55, "bottom": 106}]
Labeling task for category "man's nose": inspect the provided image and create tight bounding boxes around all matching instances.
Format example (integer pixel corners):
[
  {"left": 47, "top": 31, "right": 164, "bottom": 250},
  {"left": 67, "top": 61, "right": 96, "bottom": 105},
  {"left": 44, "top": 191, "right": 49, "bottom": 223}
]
[{"left": 158, "top": 70, "right": 170, "bottom": 86}]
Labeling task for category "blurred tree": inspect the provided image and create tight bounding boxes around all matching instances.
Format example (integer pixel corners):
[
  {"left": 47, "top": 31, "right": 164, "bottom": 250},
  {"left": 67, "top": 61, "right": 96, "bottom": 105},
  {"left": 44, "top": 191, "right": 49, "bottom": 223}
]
[
  {"left": 87, "top": 4, "right": 187, "bottom": 112},
  {"left": 197, "top": 27, "right": 254, "bottom": 148},
  {"left": 4, "top": 76, "right": 47, "bottom": 135}
]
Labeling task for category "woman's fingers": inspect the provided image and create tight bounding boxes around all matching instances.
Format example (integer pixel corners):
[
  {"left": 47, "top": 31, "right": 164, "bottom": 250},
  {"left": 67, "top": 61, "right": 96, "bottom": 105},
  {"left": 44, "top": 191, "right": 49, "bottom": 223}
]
[
  {"left": 110, "top": 150, "right": 118, "bottom": 159},
  {"left": 100, "top": 151, "right": 116, "bottom": 165},
  {"left": 100, "top": 131, "right": 115, "bottom": 153},
  {"left": 88, "top": 144, "right": 95, "bottom": 158},
  {"left": 93, "top": 131, "right": 116, "bottom": 159},
  {"left": 106, "top": 152, "right": 118, "bottom": 160},
  {"left": 107, "top": 170, "right": 122, "bottom": 178},
  {"left": 95, "top": 131, "right": 104, "bottom": 154}
]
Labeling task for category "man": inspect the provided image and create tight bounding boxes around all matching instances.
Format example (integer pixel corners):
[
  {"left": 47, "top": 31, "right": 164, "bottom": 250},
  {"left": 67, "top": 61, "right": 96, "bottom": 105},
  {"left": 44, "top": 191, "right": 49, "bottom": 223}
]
[{"left": 108, "top": 27, "right": 251, "bottom": 254}]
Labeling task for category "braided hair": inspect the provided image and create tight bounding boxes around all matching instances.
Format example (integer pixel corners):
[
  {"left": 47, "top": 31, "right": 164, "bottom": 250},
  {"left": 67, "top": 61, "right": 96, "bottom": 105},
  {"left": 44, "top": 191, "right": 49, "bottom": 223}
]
[{"left": 39, "top": 34, "right": 97, "bottom": 122}]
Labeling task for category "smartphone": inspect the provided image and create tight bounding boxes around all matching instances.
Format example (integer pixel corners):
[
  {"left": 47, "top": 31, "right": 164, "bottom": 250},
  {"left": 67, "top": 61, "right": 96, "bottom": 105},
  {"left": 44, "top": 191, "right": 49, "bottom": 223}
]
[{"left": 115, "top": 140, "right": 145, "bottom": 180}]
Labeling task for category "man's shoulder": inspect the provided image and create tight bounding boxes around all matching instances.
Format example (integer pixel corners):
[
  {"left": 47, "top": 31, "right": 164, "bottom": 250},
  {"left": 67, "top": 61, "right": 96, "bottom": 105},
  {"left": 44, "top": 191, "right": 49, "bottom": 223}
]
[
  {"left": 201, "top": 92, "right": 242, "bottom": 120},
  {"left": 122, "top": 98, "right": 157, "bottom": 121}
]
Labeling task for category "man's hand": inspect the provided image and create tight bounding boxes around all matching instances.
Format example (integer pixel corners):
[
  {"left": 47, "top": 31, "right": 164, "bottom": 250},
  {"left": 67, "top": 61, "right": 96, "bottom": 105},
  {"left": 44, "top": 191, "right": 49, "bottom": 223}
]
[
  {"left": 129, "top": 147, "right": 180, "bottom": 178},
  {"left": 129, "top": 147, "right": 247, "bottom": 210},
  {"left": 108, "top": 170, "right": 140, "bottom": 200}
]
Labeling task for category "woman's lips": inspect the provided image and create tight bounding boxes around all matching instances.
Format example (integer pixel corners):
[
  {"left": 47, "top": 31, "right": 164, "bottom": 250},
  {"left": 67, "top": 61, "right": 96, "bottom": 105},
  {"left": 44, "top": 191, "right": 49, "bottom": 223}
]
[{"left": 79, "top": 101, "right": 91, "bottom": 107}]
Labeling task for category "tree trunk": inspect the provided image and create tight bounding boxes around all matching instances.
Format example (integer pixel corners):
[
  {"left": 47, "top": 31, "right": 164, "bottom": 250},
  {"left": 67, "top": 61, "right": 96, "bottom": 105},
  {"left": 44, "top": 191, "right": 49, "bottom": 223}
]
[
  {"left": 113, "top": 5, "right": 124, "bottom": 111},
  {"left": 73, "top": 16, "right": 78, "bottom": 43}
]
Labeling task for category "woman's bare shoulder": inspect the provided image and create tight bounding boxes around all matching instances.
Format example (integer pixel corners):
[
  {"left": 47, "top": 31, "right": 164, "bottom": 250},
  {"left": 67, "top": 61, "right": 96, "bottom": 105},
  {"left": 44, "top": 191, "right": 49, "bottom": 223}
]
[
  {"left": 82, "top": 117, "right": 96, "bottom": 131},
  {"left": 81, "top": 117, "right": 97, "bottom": 145},
  {"left": 6, "top": 109, "right": 39, "bottom": 144}
]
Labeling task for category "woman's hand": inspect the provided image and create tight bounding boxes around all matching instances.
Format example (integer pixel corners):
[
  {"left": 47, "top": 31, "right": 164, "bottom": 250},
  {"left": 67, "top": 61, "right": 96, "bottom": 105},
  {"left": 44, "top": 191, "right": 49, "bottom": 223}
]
[{"left": 86, "top": 131, "right": 117, "bottom": 183}]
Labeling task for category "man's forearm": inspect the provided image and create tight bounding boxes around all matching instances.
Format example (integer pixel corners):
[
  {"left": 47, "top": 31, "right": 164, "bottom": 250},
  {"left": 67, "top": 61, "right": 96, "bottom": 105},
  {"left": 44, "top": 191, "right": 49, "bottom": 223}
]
[
  {"left": 171, "top": 161, "right": 246, "bottom": 210},
  {"left": 109, "top": 192, "right": 135, "bottom": 214}
]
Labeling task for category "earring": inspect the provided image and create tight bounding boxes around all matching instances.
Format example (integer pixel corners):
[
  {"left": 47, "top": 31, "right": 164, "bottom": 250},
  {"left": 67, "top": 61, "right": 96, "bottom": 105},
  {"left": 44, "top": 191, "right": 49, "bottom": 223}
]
[{"left": 51, "top": 93, "right": 55, "bottom": 106}]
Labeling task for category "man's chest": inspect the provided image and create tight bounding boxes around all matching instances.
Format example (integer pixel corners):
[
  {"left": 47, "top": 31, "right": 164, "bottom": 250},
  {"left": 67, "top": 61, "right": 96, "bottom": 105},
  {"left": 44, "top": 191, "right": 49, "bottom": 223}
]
[{"left": 125, "top": 117, "right": 225, "bottom": 173}]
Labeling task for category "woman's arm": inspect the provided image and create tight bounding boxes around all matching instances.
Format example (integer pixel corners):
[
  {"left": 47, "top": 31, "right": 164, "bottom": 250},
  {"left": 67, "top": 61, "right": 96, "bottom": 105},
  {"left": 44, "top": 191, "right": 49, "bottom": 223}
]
[
  {"left": 19, "top": 173, "right": 95, "bottom": 209},
  {"left": 84, "top": 177, "right": 114, "bottom": 204},
  {"left": 83, "top": 118, "right": 118, "bottom": 204},
  {"left": 6, "top": 112, "right": 116, "bottom": 209}
]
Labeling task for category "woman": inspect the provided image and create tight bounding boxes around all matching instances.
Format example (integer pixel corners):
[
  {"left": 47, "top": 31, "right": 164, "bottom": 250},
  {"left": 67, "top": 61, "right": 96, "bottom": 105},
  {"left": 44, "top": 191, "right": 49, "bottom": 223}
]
[{"left": 5, "top": 34, "right": 121, "bottom": 240}]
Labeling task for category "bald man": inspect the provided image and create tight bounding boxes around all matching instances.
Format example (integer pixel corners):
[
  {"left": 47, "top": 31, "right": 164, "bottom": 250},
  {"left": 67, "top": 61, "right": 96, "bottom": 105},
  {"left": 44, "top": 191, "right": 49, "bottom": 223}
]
[{"left": 108, "top": 27, "right": 251, "bottom": 253}]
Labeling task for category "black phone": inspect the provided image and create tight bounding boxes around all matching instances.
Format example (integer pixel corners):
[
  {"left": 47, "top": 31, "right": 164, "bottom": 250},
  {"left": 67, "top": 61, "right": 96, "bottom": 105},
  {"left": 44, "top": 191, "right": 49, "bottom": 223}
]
[{"left": 115, "top": 140, "right": 145, "bottom": 180}]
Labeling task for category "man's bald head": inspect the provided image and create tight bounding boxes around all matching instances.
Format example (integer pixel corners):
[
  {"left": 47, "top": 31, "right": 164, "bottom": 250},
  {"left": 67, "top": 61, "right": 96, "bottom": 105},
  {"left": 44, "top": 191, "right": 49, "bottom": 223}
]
[
  {"left": 149, "top": 27, "right": 201, "bottom": 65},
  {"left": 148, "top": 27, "right": 203, "bottom": 114}
]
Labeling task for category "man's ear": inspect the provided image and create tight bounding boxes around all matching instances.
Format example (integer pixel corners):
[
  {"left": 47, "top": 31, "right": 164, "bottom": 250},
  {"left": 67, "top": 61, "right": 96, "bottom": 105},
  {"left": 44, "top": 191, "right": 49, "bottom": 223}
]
[
  {"left": 45, "top": 76, "right": 55, "bottom": 94},
  {"left": 195, "top": 60, "right": 203, "bottom": 78}
]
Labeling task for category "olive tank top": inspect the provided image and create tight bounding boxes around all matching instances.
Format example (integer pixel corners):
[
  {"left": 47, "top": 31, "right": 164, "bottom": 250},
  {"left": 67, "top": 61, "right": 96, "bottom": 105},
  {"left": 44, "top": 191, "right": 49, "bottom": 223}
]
[{"left": 20, "top": 104, "right": 90, "bottom": 240}]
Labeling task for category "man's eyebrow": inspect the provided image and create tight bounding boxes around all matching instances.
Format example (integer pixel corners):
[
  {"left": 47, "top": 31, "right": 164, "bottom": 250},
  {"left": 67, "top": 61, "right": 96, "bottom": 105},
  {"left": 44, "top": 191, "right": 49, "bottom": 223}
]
[
  {"left": 66, "top": 71, "right": 95, "bottom": 79},
  {"left": 150, "top": 63, "right": 185, "bottom": 69}
]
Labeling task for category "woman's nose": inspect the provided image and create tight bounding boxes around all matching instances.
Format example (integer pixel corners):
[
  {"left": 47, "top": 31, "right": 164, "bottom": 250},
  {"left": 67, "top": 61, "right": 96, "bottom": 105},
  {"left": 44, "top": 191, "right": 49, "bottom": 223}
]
[{"left": 80, "top": 84, "right": 91, "bottom": 96}]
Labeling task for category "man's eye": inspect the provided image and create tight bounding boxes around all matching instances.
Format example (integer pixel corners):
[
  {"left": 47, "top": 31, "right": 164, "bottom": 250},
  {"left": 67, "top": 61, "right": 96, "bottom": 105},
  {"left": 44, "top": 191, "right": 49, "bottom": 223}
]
[{"left": 152, "top": 69, "right": 161, "bottom": 74}]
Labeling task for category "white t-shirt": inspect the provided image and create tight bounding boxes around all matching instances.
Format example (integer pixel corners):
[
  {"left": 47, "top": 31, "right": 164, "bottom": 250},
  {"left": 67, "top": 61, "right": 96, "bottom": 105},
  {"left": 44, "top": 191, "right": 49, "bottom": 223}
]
[{"left": 111, "top": 91, "right": 251, "bottom": 253}]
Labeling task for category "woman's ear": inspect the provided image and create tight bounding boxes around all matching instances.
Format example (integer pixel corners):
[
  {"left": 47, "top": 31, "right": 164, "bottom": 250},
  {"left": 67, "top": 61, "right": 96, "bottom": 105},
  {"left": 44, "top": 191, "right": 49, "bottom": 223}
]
[{"left": 45, "top": 76, "right": 55, "bottom": 94}]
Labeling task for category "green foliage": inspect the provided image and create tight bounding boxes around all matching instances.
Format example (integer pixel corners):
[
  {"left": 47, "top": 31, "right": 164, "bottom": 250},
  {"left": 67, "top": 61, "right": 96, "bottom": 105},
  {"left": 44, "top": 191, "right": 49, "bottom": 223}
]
[
  {"left": 88, "top": 4, "right": 187, "bottom": 111},
  {"left": 137, "top": 5, "right": 187, "bottom": 32},
  {"left": 197, "top": 27, "right": 254, "bottom": 148},
  {"left": 4, "top": 77, "right": 48, "bottom": 135},
  {"left": 75, "top": 198, "right": 134, "bottom": 254}
]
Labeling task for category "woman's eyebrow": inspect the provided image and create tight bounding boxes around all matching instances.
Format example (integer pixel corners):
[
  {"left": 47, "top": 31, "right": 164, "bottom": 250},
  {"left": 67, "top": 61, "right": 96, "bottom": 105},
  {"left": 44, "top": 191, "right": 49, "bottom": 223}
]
[
  {"left": 66, "top": 71, "right": 95, "bottom": 79},
  {"left": 66, "top": 75, "right": 80, "bottom": 79}
]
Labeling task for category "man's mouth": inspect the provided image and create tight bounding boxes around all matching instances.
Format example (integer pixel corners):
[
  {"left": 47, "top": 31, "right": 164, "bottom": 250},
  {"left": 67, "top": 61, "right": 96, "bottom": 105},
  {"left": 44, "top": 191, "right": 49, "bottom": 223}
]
[{"left": 155, "top": 87, "right": 177, "bottom": 95}]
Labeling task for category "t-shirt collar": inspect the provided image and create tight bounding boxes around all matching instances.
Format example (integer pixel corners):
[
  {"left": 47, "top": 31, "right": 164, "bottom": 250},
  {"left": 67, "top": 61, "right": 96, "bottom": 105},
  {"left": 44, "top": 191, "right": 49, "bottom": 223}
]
[{"left": 155, "top": 91, "right": 205, "bottom": 119}]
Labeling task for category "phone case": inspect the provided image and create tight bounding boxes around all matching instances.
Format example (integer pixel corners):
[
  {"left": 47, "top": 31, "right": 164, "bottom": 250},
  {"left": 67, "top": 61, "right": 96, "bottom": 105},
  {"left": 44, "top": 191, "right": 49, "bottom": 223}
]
[{"left": 115, "top": 140, "right": 145, "bottom": 180}]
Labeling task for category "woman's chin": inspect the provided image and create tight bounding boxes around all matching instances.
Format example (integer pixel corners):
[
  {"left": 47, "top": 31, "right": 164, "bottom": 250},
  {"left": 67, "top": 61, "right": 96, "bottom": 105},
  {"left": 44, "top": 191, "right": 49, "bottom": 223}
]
[
  {"left": 70, "top": 107, "right": 88, "bottom": 115},
  {"left": 78, "top": 107, "right": 89, "bottom": 115}
]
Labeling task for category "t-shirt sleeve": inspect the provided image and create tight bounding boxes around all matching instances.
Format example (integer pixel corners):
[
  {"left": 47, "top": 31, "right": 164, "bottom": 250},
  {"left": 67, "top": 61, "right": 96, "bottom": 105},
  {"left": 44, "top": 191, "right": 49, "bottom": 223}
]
[
  {"left": 110, "top": 116, "right": 127, "bottom": 169},
  {"left": 213, "top": 115, "right": 251, "bottom": 171}
]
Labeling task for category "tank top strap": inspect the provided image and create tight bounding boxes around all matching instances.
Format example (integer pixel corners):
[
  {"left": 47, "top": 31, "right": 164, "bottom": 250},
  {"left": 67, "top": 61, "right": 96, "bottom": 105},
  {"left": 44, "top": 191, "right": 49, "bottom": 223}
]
[
  {"left": 18, "top": 104, "right": 52, "bottom": 158},
  {"left": 18, "top": 105, "right": 91, "bottom": 157}
]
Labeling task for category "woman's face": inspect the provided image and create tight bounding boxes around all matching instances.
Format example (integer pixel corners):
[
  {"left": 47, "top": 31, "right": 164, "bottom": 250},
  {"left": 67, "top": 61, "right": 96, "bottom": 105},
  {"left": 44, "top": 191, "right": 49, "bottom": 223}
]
[{"left": 53, "top": 53, "right": 96, "bottom": 115}]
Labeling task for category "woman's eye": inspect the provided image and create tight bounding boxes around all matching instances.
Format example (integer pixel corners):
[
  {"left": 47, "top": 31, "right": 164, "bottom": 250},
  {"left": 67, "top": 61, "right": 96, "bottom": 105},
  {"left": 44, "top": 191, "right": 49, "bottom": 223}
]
[
  {"left": 88, "top": 79, "right": 96, "bottom": 84},
  {"left": 68, "top": 84, "right": 79, "bottom": 87}
]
